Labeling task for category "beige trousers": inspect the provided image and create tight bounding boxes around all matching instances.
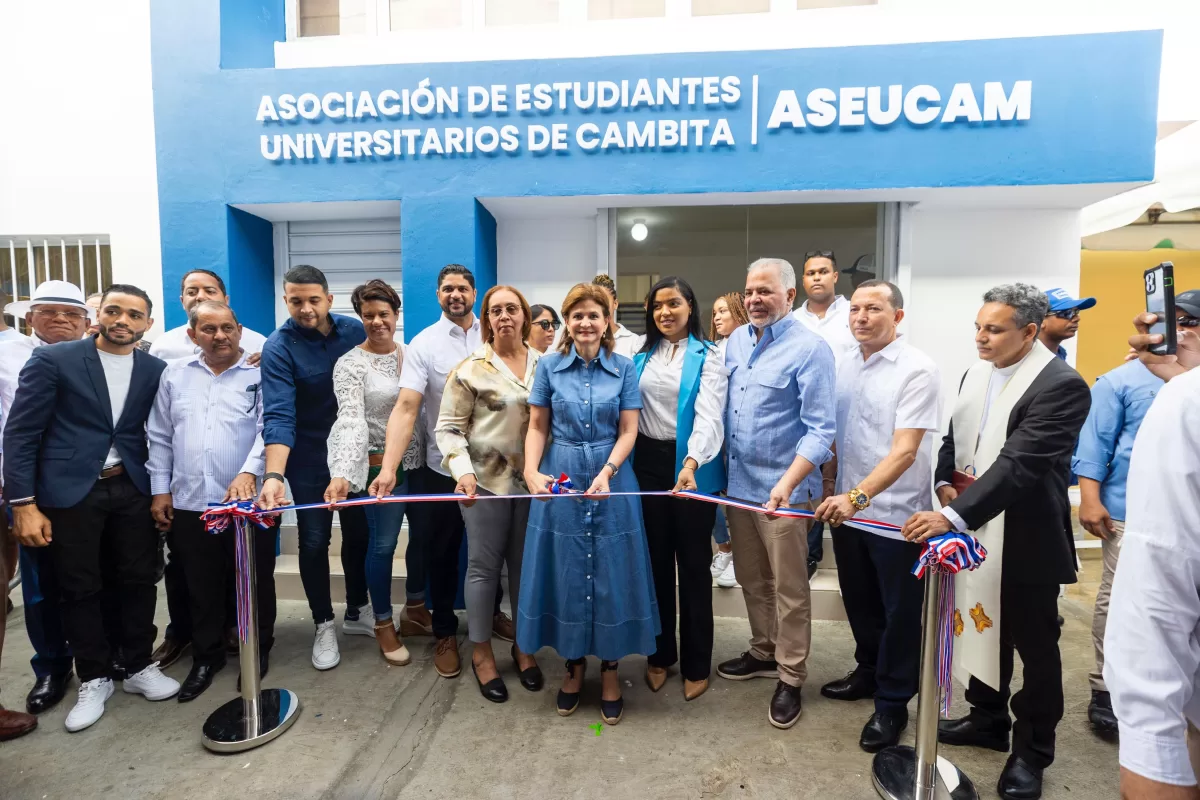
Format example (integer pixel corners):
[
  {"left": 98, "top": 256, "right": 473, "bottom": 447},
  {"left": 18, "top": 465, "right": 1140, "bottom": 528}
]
[
  {"left": 727, "top": 504, "right": 813, "bottom": 687},
  {"left": 1090, "top": 520, "right": 1125, "bottom": 693}
]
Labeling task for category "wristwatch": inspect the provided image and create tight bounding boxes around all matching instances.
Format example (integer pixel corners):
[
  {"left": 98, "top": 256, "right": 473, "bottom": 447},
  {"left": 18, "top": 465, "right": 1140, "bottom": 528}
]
[
  {"left": 264, "top": 472, "right": 286, "bottom": 485},
  {"left": 847, "top": 487, "right": 870, "bottom": 511}
]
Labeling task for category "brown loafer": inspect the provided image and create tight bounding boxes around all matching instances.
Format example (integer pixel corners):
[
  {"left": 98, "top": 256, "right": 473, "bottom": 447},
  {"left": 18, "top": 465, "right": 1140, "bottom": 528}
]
[
  {"left": 434, "top": 636, "right": 461, "bottom": 678},
  {"left": 398, "top": 602, "right": 434, "bottom": 637},
  {"left": 492, "top": 611, "right": 516, "bottom": 643},
  {"left": 684, "top": 678, "right": 709, "bottom": 701},
  {"left": 150, "top": 637, "right": 190, "bottom": 670},
  {"left": 645, "top": 666, "right": 668, "bottom": 692},
  {"left": 375, "top": 620, "right": 411, "bottom": 666},
  {"left": 0, "top": 705, "right": 38, "bottom": 741}
]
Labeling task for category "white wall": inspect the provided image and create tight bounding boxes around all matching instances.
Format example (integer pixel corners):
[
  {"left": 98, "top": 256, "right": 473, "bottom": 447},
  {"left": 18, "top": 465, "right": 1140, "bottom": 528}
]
[
  {"left": 0, "top": 0, "right": 164, "bottom": 326},
  {"left": 496, "top": 215, "right": 599, "bottom": 310},
  {"left": 906, "top": 208, "right": 1082, "bottom": 414}
]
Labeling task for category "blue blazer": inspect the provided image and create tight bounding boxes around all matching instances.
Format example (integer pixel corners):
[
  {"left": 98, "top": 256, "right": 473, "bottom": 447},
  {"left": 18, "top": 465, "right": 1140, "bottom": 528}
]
[
  {"left": 3, "top": 337, "right": 166, "bottom": 508},
  {"left": 634, "top": 335, "right": 727, "bottom": 494}
]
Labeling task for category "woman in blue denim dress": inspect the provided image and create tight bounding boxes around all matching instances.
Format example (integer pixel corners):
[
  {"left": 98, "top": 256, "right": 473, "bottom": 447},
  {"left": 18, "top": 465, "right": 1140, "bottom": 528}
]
[{"left": 518, "top": 283, "right": 659, "bottom": 726}]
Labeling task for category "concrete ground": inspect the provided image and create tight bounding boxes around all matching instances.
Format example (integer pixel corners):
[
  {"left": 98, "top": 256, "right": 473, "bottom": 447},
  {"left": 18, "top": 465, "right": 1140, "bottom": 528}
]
[{"left": 1, "top": 567, "right": 1117, "bottom": 800}]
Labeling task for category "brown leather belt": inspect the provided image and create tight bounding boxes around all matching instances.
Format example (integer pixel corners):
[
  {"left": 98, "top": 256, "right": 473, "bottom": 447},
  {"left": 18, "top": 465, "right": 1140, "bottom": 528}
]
[
  {"left": 368, "top": 452, "right": 385, "bottom": 468},
  {"left": 99, "top": 464, "right": 125, "bottom": 480}
]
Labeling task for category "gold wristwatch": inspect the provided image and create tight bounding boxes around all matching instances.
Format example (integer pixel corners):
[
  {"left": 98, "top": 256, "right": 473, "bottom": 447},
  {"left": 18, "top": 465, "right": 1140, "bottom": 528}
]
[{"left": 847, "top": 488, "right": 870, "bottom": 511}]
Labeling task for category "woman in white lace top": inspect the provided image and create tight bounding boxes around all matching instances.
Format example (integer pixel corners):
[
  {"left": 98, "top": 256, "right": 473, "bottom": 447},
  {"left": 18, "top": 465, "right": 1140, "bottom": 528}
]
[{"left": 325, "top": 280, "right": 425, "bottom": 667}]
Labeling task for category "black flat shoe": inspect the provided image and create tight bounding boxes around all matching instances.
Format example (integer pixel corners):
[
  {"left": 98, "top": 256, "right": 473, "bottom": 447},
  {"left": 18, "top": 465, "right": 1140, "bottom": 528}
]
[
  {"left": 769, "top": 681, "right": 802, "bottom": 729},
  {"left": 820, "top": 666, "right": 877, "bottom": 701},
  {"left": 178, "top": 662, "right": 223, "bottom": 703},
  {"left": 859, "top": 711, "right": 907, "bottom": 753},
  {"left": 236, "top": 651, "right": 271, "bottom": 693},
  {"left": 26, "top": 672, "right": 72, "bottom": 714},
  {"left": 997, "top": 754, "right": 1044, "bottom": 800},
  {"left": 937, "top": 714, "right": 1010, "bottom": 752},
  {"left": 600, "top": 660, "right": 623, "bottom": 725},
  {"left": 716, "top": 651, "right": 778, "bottom": 681},
  {"left": 557, "top": 658, "right": 586, "bottom": 716},
  {"left": 472, "top": 660, "right": 509, "bottom": 703},
  {"left": 1088, "top": 690, "right": 1118, "bottom": 742},
  {"left": 511, "top": 645, "right": 543, "bottom": 692}
]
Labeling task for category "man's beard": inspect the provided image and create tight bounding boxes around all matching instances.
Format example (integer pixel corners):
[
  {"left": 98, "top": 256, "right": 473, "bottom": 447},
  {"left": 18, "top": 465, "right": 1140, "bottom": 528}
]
[
  {"left": 443, "top": 302, "right": 470, "bottom": 319},
  {"left": 98, "top": 323, "right": 144, "bottom": 346}
]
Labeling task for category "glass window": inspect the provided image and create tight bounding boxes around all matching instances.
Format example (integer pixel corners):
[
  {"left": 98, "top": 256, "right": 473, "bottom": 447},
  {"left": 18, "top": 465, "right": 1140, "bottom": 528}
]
[
  {"left": 0, "top": 237, "right": 113, "bottom": 332},
  {"left": 486, "top": 0, "right": 560, "bottom": 26},
  {"left": 299, "top": 0, "right": 340, "bottom": 37},
  {"left": 588, "top": 0, "right": 666, "bottom": 20},
  {"left": 692, "top": 0, "right": 769, "bottom": 15},
  {"left": 390, "top": 0, "right": 463, "bottom": 30}
]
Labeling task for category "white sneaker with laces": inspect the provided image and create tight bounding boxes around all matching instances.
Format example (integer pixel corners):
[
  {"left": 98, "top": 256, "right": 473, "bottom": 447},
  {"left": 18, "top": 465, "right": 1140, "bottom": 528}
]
[
  {"left": 716, "top": 558, "right": 738, "bottom": 589},
  {"left": 65, "top": 678, "right": 114, "bottom": 732},
  {"left": 710, "top": 550, "right": 733, "bottom": 579},
  {"left": 123, "top": 662, "right": 181, "bottom": 701},
  {"left": 342, "top": 603, "right": 375, "bottom": 637},
  {"left": 312, "top": 620, "right": 341, "bottom": 670}
]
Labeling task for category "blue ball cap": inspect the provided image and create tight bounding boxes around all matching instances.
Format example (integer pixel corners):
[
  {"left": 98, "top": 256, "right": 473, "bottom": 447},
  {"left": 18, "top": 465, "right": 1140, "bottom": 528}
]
[{"left": 1044, "top": 288, "right": 1097, "bottom": 313}]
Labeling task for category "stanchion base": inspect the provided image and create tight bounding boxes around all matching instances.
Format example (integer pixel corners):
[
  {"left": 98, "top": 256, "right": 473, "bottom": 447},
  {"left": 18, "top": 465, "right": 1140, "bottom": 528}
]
[
  {"left": 202, "top": 689, "right": 301, "bottom": 754},
  {"left": 872, "top": 746, "right": 979, "bottom": 800}
]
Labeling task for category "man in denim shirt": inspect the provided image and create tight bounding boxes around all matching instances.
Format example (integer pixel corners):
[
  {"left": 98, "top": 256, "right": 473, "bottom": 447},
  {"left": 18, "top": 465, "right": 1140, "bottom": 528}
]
[
  {"left": 716, "top": 257, "right": 836, "bottom": 730},
  {"left": 1073, "top": 288, "right": 1200, "bottom": 741},
  {"left": 258, "top": 265, "right": 368, "bottom": 672}
]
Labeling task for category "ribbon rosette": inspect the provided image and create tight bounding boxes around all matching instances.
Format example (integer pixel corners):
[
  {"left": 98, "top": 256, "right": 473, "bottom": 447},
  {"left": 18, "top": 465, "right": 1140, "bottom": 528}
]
[
  {"left": 200, "top": 499, "right": 279, "bottom": 534},
  {"left": 548, "top": 474, "right": 575, "bottom": 494},
  {"left": 910, "top": 532, "right": 988, "bottom": 716}
]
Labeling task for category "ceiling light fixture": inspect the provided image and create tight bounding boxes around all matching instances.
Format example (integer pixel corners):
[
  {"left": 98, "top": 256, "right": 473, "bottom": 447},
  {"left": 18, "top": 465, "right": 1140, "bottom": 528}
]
[{"left": 630, "top": 220, "right": 648, "bottom": 242}]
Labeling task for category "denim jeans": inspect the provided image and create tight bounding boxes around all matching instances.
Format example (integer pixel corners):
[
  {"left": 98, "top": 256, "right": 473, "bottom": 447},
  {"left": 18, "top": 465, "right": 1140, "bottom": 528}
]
[
  {"left": 712, "top": 505, "right": 730, "bottom": 546},
  {"left": 364, "top": 479, "right": 409, "bottom": 622},
  {"left": 289, "top": 469, "right": 370, "bottom": 625}
]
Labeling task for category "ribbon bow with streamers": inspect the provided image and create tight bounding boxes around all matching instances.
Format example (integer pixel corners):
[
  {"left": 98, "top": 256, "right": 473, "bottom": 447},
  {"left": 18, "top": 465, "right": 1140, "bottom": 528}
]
[
  {"left": 911, "top": 531, "right": 987, "bottom": 716},
  {"left": 200, "top": 500, "right": 278, "bottom": 644},
  {"left": 548, "top": 474, "right": 575, "bottom": 494}
]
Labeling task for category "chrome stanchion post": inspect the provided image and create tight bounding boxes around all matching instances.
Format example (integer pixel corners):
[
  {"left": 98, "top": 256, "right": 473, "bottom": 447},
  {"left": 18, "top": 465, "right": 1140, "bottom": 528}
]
[
  {"left": 872, "top": 570, "right": 979, "bottom": 800},
  {"left": 202, "top": 518, "right": 300, "bottom": 753}
]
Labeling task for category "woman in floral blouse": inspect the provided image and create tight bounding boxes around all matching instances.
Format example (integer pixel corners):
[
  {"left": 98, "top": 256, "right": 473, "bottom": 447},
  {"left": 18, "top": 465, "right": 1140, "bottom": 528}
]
[
  {"left": 325, "top": 280, "right": 424, "bottom": 667},
  {"left": 435, "top": 285, "right": 543, "bottom": 703}
]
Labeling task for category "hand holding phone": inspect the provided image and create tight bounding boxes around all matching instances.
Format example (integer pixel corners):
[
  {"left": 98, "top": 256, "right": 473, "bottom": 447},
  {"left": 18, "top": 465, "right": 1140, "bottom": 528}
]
[{"left": 1144, "top": 262, "right": 1176, "bottom": 356}]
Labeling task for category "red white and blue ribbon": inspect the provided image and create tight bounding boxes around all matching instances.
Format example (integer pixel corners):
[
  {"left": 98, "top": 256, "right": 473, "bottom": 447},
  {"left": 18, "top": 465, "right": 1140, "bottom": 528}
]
[
  {"left": 200, "top": 501, "right": 277, "bottom": 642},
  {"left": 910, "top": 532, "right": 988, "bottom": 715}
]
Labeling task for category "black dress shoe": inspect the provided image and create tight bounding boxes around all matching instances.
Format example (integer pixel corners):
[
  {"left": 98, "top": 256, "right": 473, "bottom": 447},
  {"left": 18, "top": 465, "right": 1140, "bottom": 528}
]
[
  {"left": 236, "top": 651, "right": 270, "bottom": 693},
  {"left": 178, "top": 662, "right": 223, "bottom": 703},
  {"left": 820, "top": 666, "right": 877, "bottom": 701},
  {"left": 150, "top": 637, "right": 190, "bottom": 670},
  {"left": 997, "top": 754, "right": 1043, "bottom": 800},
  {"left": 937, "top": 714, "right": 1010, "bottom": 752},
  {"left": 472, "top": 660, "right": 509, "bottom": 703},
  {"left": 717, "top": 651, "right": 778, "bottom": 681},
  {"left": 807, "top": 559, "right": 819, "bottom": 580},
  {"left": 1088, "top": 689, "right": 1118, "bottom": 741},
  {"left": 511, "top": 645, "right": 543, "bottom": 692},
  {"left": 25, "top": 672, "right": 72, "bottom": 714},
  {"left": 860, "top": 711, "right": 907, "bottom": 753},
  {"left": 769, "top": 681, "right": 802, "bottom": 729}
]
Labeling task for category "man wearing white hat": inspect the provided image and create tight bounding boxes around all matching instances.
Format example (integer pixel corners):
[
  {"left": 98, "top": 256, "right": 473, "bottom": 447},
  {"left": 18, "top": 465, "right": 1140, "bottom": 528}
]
[{"left": 0, "top": 281, "right": 96, "bottom": 716}]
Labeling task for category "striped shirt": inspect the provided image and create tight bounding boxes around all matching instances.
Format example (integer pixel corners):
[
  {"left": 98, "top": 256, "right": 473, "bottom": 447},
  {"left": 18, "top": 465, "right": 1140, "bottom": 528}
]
[{"left": 147, "top": 352, "right": 265, "bottom": 512}]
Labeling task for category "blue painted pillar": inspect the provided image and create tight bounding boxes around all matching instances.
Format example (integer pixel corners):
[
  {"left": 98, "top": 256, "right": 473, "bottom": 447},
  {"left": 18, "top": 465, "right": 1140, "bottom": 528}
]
[
  {"left": 225, "top": 207, "right": 277, "bottom": 336},
  {"left": 400, "top": 197, "right": 497, "bottom": 341}
]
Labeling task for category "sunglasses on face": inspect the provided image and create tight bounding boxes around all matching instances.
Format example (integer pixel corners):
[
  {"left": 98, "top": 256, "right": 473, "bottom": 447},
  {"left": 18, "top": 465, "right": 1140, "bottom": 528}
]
[
  {"left": 805, "top": 250, "right": 835, "bottom": 261},
  {"left": 1050, "top": 309, "right": 1080, "bottom": 321},
  {"left": 532, "top": 319, "right": 561, "bottom": 332},
  {"left": 1179, "top": 316, "right": 1200, "bottom": 328}
]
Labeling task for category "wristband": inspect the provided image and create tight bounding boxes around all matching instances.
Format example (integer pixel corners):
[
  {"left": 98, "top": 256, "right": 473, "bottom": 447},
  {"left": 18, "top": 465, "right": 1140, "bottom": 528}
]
[
  {"left": 263, "top": 472, "right": 285, "bottom": 485},
  {"left": 8, "top": 496, "right": 36, "bottom": 507}
]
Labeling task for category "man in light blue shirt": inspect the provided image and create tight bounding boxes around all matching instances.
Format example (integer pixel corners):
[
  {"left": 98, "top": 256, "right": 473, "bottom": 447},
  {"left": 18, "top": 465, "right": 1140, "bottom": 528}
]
[
  {"left": 1073, "top": 287, "right": 1200, "bottom": 742},
  {"left": 716, "top": 257, "right": 836, "bottom": 731},
  {"left": 147, "top": 301, "right": 270, "bottom": 705}
]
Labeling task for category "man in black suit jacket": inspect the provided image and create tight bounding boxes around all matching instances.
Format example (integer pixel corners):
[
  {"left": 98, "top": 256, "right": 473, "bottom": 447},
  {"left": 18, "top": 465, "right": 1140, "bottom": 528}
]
[
  {"left": 903, "top": 283, "right": 1090, "bottom": 800},
  {"left": 4, "top": 285, "right": 180, "bottom": 733}
]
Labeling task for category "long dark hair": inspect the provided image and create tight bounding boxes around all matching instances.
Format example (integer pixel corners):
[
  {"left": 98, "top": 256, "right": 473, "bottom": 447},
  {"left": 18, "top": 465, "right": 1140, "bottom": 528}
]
[{"left": 639, "top": 276, "right": 708, "bottom": 354}]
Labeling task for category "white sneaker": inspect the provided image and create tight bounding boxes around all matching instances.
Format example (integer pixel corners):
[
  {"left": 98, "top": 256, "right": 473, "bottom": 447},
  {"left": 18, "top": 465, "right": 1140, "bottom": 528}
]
[
  {"left": 312, "top": 620, "right": 341, "bottom": 670},
  {"left": 711, "top": 550, "right": 734, "bottom": 579},
  {"left": 65, "top": 678, "right": 114, "bottom": 732},
  {"left": 342, "top": 604, "right": 375, "bottom": 637},
  {"left": 716, "top": 558, "right": 738, "bottom": 589},
  {"left": 123, "top": 662, "right": 181, "bottom": 701}
]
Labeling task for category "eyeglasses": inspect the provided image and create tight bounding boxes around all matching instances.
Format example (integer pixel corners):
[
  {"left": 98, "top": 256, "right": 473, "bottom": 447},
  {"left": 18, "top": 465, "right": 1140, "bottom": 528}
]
[
  {"left": 1050, "top": 309, "right": 1080, "bottom": 321},
  {"left": 1179, "top": 316, "right": 1200, "bottom": 328},
  {"left": 532, "top": 319, "right": 561, "bottom": 332},
  {"left": 33, "top": 308, "right": 88, "bottom": 322},
  {"left": 487, "top": 304, "right": 522, "bottom": 318}
]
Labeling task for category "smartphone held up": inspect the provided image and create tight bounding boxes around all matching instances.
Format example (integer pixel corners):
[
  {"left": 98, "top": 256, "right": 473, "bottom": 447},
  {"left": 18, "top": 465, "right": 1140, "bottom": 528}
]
[{"left": 1144, "top": 262, "right": 1177, "bottom": 356}]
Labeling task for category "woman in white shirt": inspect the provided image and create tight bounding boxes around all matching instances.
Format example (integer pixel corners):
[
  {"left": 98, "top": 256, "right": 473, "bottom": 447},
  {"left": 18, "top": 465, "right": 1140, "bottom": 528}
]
[
  {"left": 633, "top": 277, "right": 729, "bottom": 702},
  {"left": 325, "top": 280, "right": 424, "bottom": 667},
  {"left": 707, "top": 292, "right": 749, "bottom": 588}
]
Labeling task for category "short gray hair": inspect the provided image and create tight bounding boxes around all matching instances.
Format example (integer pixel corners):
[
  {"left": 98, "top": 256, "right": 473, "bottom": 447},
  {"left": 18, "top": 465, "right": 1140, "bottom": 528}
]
[
  {"left": 982, "top": 283, "right": 1048, "bottom": 331},
  {"left": 188, "top": 300, "right": 240, "bottom": 329},
  {"left": 747, "top": 258, "right": 797, "bottom": 292}
]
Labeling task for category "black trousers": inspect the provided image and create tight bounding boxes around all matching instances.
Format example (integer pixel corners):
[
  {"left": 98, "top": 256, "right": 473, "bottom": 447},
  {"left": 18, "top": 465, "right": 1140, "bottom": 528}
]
[
  {"left": 43, "top": 473, "right": 158, "bottom": 683},
  {"left": 289, "top": 466, "right": 369, "bottom": 625},
  {"left": 964, "top": 581, "right": 1063, "bottom": 769},
  {"left": 408, "top": 467, "right": 464, "bottom": 639},
  {"left": 831, "top": 524, "right": 924, "bottom": 716},
  {"left": 170, "top": 510, "right": 276, "bottom": 667},
  {"left": 634, "top": 435, "right": 717, "bottom": 682}
]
